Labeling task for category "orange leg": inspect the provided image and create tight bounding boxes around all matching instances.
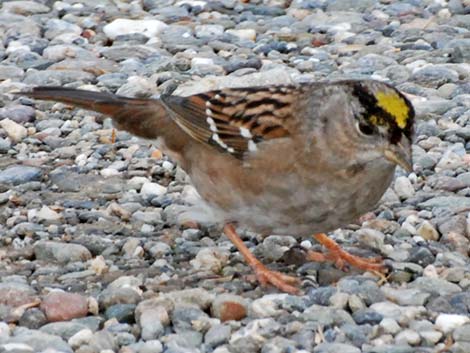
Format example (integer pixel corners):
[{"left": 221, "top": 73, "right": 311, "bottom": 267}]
[
  {"left": 223, "top": 224, "right": 300, "bottom": 295},
  {"left": 307, "top": 233, "right": 386, "bottom": 272}
]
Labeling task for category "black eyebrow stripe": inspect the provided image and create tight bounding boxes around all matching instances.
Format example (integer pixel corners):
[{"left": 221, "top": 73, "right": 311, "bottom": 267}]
[{"left": 352, "top": 83, "right": 409, "bottom": 144}]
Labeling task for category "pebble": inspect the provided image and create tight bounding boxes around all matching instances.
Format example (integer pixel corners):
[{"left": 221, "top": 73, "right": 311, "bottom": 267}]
[
  {"left": 394, "top": 176, "right": 415, "bottom": 199},
  {"left": 381, "top": 287, "right": 430, "bottom": 306},
  {"left": 379, "top": 318, "right": 401, "bottom": 335},
  {"left": 40, "top": 292, "right": 88, "bottom": 322},
  {"left": 0, "top": 118, "right": 27, "bottom": 142},
  {"left": 3, "top": 1, "right": 50, "bottom": 14},
  {"left": 453, "top": 324, "right": 470, "bottom": 342},
  {"left": 68, "top": 328, "right": 94, "bottom": 349},
  {"left": 190, "top": 247, "right": 229, "bottom": 273},
  {"left": 103, "top": 19, "right": 167, "bottom": 40},
  {"left": 435, "top": 314, "right": 470, "bottom": 334},
  {"left": 226, "top": 29, "right": 257, "bottom": 41},
  {"left": 34, "top": 241, "right": 92, "bottom": 264},
  {"left": 140, "top": 182, "right": 167, "bottom": 201},
  {"left": 0, "top": 165, "right": 42, "bottom": 185},
  {"left": 40, "top": 322, "right": 90, "bottom": 341},
  {"left": 211, "top": 294, "right": 248, "bottom": 322},
  {"left": 0, "top": 105, "right": 35, "bottom": 123},
  {"left": 205, "top": 324, "right": 231, "bottom": 348},
  {"left": 313, "top": 343, "right": 360, "bottom": 353},
  {"left": 416, "top": 221, "right": 440, "bottom": 241}
]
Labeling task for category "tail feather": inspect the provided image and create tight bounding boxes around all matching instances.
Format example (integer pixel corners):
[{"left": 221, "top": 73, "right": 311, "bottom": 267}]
[
  {"left": 17, "top": 87, "right": 169, "bottom": 140},
  {"left": 21, "top": 86, "right": 149, "bottom": 116}
]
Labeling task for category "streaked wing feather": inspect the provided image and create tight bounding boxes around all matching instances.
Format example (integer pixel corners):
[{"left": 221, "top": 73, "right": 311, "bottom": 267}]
[{"left": 162, "top": 85, "right": 297, "bottom": 158}]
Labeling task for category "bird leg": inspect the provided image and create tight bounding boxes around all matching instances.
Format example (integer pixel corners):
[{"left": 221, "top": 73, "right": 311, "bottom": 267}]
[
  {"left": 307, "top": 233, "right": 386, "bottom": 272},
  {"left": 223, "top": 224, "right": 300, "bottom": 295}
]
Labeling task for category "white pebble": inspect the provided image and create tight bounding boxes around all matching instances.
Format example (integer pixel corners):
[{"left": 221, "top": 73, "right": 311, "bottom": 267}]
[
  {"left": 190, "top": 247, "right": 229, "bottom": 273},
  {"left": 68, "top": 329, "right": 93, "bottom": 348},
  {"left": 103, "top": 19, "right": 167, "bottom": 39},
  {"left": 0, "top": 118, "right": 27, "bottom": 142},
  {"left": 394, "top": 176, "right": 415, "bottom": 199},
  {"left": 379, "top": 318, "right": 401, "bottom": 335},
  {"left": 435, "top": 314, "right": 470, "bottom": 334},
  {"left": 226, "top": 29, "right": 256, "bottom": 41},
  {"left": 141, "top": 182, "right": 167, "bottom": 200},
  {"left": 100, "top": 168, "right": 120, "bottom": 177},
  {"left": 395, "top": 329, "right": 421, "bottom": 345}
]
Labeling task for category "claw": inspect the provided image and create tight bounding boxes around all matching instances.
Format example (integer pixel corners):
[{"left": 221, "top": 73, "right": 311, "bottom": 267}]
[
  {"left": 223, "top": 224, "right": 301, "bottom": 294},
  {"left": 307, "top": 233, "right": 387, "bottom": 273}
]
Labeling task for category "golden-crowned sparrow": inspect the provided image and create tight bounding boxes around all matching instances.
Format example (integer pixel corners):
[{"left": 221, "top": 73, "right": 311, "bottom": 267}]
[{"left": 19, "top": 79, "right": 414, "bottom": 294}]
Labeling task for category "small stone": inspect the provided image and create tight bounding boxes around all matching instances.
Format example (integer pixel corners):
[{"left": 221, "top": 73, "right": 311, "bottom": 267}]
[
  {"left": 435, "top": 314, "right": 470, "bottom": 334},
  {"left": 195, "top": 24, "right": 224, "bottom": 38},
  {"left": 0, "top": 282, "right": 38, "bottom": 308},
  {"left": 312, "top": 343, "right": 361, "bottom": 353},
  {"left": 103, "top": 19, "right": 167, "bottom": 39},
  {"left": 226, "top": 29, "right": 256, "bottom": 41},
  {"left": 395, "top": 329, "right": 421, "bottom": 345},
  {"left": 34, "top": 241, "right": 92, "bottom": 264},
  {"left": 1, "top": 330, "right": 72, "bottom": 353},
  {"left": 420, "top": 330, "right": 443, "bottom": 345},
  {"left": 381, "top": 287, "right": 430, "bottom": 306},
  {"left": 41, "top": 291, "right": 88, "bottom": 322},
  {"left": 105, "top": 304, "right": 135, "bottom": 323},
  {"left": 416, "top": 221, "right": 440, "bottom": 241},
  {"left": 348, "top": 294, "right": 366, "bottom": 312},
  {"left": 19, "top": 308, "right": 47, "bottom": 329},
  {"left": 171, "top": 304, "right": 209, "bottom": 332},
  {"left": 211, "top": 294, "right": 248, "bottom": 322},
  {"left": 379, "top": 318, "right": 401, "bottom": 335},
  {"left": 190, "top": 247, "right": 229, "bottom": 273},
  {"left": 0, "top": 105, "right": 35, "bottom": 123},
  {"left": 453, "top": 324, "right": 470, "bottom": 342},
  {"left": 89, "top": 256, "right": 108, "bottom": 275},
  {"left": 205, "top": 324, "right": 231, "bottom": 348},
  {"left": 162, "top": 288, "right": 214, "bottom": 310},
  {"left": 369, "top": 302, "right": 402, "bottom": 319},
  {"left": 394, "top": 176, "right": 415, "bottom": 199},
  {"left": 0, "top": 165, "right": 42, "bottom": 185},
  {"left": 352, "top": 308, "right": 383, "bottom": 325},
  {"left": 2, "top": 1, "right": 50, "bottom": 15},
  {"left": 141, "top": 182, "right": 167, "bottom": 200},
  {"left": 0, "top": 118, "right": 27, "bottom": 142},
  {"left": 262, "top": 235, "right": 297, "bottom": 261},
  {"left": 252, "top": 294, "right": 288, "bottom": 318},
  {"left": 40, "top": 322, "right": 90, "bottom": 341},
  {"left": 34, "top": 205, "right": 62, "bottom": 223},
  {"left": 229, "top": 318, "right": 280, "bottom": 353},
  {"left": 329, "top": 292, "right": 349, "bottom": 309},
  {"left": 138, "top": 340, "right": 163, "bottom": 353},
  {"left": 68, "top": 329, "right": 93, "bottom": 349},
  {"left": 410, "top": 277, "right": 462, "bottom": 296},
  {"left": 99, "top": 286, "right": 142, "bottom": 310}
]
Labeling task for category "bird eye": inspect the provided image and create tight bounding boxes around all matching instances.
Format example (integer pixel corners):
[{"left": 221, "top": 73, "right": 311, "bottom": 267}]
[{"left": 357, "top": 121, "right": 375, "bottom": 136}]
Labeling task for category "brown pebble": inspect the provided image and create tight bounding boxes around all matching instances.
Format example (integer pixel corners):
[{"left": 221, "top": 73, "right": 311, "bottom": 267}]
[
  {"left": 211, "top": 294, "right": 248, "bottom": 322},
  {"left": 41, "top": 292, "right": 88, "bottom": 322},
  {"left": 219, "top": 301, "right": 247, "bottom": 322},
  {"left": 151, "top": 149, "right": 163, "bottom": 159}
]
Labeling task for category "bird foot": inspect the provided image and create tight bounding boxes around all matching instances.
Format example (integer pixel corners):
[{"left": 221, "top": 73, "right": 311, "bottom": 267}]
[
  {"left": 250, "top": 263, "right": 301, "bottom": 295},
  {"left": 223, "top": 223, "right": 301, "bottom": 294},
  {"left": 307, "top": 233, "right": 386, "bottom": 273}
]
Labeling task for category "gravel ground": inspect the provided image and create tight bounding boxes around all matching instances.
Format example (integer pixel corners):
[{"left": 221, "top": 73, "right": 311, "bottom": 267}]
[{"left": 0, "top": 0, "right": 470, "bottom": 352}]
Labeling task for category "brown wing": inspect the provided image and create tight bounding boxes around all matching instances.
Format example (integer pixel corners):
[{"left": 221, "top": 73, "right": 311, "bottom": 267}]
[{"left": 162, "top": 85, "right": 298, "bottom": 158}]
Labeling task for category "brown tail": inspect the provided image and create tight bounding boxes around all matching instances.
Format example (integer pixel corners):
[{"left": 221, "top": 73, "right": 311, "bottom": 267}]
[{"left": 19, "top": 87, "right": 170, "bottom": 140}]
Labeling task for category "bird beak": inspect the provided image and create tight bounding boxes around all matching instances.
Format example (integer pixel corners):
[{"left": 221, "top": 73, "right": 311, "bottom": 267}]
[{"left": 384, "top": 140, "right": 413, "bottom": 173}]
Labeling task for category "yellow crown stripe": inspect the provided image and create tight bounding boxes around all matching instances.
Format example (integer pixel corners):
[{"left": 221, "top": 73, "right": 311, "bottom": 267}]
[{"left": 375, "top": 92, "right": 409, "bottom": 129}]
